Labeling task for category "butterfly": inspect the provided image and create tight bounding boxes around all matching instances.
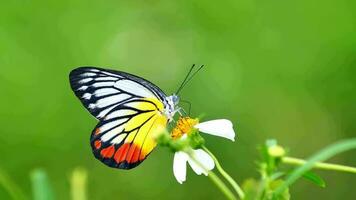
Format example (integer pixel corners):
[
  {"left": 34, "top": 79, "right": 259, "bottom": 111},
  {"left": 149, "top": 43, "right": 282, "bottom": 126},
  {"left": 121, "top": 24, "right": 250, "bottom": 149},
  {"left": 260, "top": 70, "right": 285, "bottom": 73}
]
[{"left": 69, "top": 65, "right": 203, "bottom": 169}]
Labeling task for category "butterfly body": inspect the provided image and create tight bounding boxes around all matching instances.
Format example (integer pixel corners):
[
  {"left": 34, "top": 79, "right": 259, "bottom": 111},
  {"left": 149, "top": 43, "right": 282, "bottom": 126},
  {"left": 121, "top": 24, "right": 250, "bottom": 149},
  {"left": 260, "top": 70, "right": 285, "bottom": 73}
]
[{"left": 70, "top": 67, "right": 179, "bottom": 169}]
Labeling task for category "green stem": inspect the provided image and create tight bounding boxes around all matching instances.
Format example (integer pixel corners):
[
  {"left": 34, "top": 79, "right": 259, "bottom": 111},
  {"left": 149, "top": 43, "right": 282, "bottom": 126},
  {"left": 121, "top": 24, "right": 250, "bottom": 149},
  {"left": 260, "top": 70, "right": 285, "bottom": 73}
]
[
  {"left": 207, "top": 171, "right": 237, "bottom": 200},
  {"left": 202, "top": 146, "right": 245, "bottom": 199},
  {"left": 274, "top": 138, "right": 356, "bottom": 198},
  {"left": 70, "top": 168, "right": 88, "bottom": 200},
  {"left": 0, "top": 168, "right": 27, "bottom": 200},
  {"left": 185, "top": 149, "right": 237, "bottom": 200},
  {"left": 282, "top": 156, "right": 356, "bottom": 173}
]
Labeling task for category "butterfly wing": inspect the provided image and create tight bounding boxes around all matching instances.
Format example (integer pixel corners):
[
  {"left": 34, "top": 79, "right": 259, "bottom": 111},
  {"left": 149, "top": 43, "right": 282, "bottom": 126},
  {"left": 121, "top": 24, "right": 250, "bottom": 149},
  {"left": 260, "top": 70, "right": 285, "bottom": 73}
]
[
  {"left": 69, "top": 67, "right": 169, "bottom": 169},
  {"left": 69, "top": 66, "right": 168, "bottom": 120},
  {"left": 91, "top": 97, "right": 167, "bottom": 169}
]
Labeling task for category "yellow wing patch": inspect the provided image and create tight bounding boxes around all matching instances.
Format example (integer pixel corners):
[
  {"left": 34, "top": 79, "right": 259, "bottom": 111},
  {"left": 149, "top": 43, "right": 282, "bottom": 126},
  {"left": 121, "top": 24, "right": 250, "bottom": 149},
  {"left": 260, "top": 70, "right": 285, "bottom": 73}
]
[{"left": 91, "top": 97, "right": 168, "bottom": 169}]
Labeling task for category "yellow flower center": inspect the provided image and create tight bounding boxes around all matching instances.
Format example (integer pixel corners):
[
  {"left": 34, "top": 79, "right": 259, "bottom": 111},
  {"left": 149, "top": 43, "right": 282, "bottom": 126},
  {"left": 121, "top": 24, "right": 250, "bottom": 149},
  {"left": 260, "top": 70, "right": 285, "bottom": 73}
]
[{"left": 171, "top": 117, "right": 199, "bottom": 139}]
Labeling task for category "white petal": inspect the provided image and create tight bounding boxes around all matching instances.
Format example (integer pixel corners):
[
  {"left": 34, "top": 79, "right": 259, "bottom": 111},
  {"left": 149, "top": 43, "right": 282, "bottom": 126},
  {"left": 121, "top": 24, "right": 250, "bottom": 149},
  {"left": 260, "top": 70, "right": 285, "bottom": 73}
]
[
  {"left": 194, "top": 119, "right": 236, "bottom": 141},
  {"left": 187, "top": 149, "right": 215, "bottom": 176},
  {"left": 173, "top": 152, "right": 189, "bottom": 184}
]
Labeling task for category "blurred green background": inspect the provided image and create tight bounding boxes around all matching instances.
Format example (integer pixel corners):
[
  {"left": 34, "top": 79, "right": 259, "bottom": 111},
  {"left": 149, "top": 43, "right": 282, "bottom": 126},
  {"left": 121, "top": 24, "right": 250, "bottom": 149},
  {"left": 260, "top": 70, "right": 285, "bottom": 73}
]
[{"left": 1, "top": 0, "right": 355, "bottom": 199}]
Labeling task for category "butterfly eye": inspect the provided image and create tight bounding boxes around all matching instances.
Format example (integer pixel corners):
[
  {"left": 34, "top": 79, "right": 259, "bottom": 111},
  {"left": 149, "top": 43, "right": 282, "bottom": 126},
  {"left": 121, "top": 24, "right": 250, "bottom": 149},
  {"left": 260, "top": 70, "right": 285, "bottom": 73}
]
[{"left": 172, "top": 95, "right": 180, "bottom": 105}]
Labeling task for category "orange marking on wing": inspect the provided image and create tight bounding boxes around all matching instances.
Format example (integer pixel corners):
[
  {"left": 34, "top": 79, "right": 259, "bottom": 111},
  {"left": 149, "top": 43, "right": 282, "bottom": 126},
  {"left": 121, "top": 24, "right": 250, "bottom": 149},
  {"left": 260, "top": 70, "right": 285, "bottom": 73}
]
[
  {"left": 126, "top": 144, "right": 141, "bottom": 163},
  {"left": 139, "top": 150, "right": 147, "bottom": 161},
  {"left": 100, "top": 145, "right": 115, "bottom": 158},
  {"left": 133, "top": 146, "right": 142, "bottom": 162},
  {"left": 94, "top": 140, "right": 102, "bottom": 149},
  {"left": 114, "top": 143, "right": 130, "bottom": 163},
  {"left": 94, "top": 128, "right": 101, "bottom": 136}
]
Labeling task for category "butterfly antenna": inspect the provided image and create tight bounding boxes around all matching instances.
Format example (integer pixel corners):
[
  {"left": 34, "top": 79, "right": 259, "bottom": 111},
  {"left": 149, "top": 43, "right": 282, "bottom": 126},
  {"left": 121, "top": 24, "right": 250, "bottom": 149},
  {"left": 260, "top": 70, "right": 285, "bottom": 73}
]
[
  {"left": 180, "top": 64, "right": 204, "bottom": 90},
  {"left": 176, "top": 64, "right": 196, "bottom": 94}
]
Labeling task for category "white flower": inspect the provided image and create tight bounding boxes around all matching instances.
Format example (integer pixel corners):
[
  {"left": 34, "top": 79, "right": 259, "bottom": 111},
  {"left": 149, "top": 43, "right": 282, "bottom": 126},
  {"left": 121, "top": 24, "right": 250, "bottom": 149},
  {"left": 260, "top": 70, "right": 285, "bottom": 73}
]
[{"left": 173, "top": 119, "right": 236, "bottom": 184}]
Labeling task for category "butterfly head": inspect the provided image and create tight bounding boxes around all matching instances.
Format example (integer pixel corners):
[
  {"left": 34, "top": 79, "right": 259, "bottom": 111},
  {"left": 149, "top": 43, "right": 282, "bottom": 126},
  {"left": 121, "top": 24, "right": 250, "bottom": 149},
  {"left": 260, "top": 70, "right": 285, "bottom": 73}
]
[{"left": 164, "top": 94, "right": 180, "bottom": 120}]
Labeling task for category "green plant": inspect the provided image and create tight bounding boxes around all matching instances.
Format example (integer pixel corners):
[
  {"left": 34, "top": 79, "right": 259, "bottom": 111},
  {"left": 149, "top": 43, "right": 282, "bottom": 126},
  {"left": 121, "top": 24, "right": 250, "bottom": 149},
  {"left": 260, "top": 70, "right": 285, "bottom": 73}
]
[{"left": 0, "top": 138, "right": 355, "bottom": 200}]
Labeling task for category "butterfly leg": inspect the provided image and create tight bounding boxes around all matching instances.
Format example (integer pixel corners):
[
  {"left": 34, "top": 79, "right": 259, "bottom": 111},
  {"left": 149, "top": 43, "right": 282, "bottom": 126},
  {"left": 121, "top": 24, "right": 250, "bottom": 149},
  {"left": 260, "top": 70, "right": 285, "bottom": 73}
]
[
  {"left": 180, "top": 99, "right": 191, "bottom": 115},
  {"left": 177, "top": 107, "right": 187, "bottom": 116}
]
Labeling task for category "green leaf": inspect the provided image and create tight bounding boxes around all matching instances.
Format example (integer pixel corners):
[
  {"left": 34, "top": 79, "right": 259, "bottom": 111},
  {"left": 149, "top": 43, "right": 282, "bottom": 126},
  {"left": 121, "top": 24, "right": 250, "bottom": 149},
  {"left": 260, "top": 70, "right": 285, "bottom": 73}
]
[
  {"left": 270, "top": 172, "right": 285, "bottom": 181},
  {"left": 30, "top": 169, "right": 55, "bottom": 200},
  {"left": 302, "top": 171, "right": 326, "bottom": 188},
  {"left": 273, "top": 138, "right": 356, "bottom": 198}
]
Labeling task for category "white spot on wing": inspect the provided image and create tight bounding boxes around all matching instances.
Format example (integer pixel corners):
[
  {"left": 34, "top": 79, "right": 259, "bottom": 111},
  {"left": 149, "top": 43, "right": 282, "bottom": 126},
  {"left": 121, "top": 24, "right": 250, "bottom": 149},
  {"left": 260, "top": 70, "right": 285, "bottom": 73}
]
[
  {"left": 79, "top": 78, "right": 93, "bottom": 84},
  {"left": 88, "top": 104, "right": 96, "bottom": 109},
  {"left": 94, "top": 88, "right": 119, "bottom": 97},
  {"left": 92, "top": 82, "right": 114, "bottom": 88},
  {"left": 110, "top": 134, "right": 127, "bottom": 144},
  {"left": 96, "top": 93, "right": 131, "bottom": 108},
  {"left": 100, "top": 118, "right": 127, "bottom": 134},
  {"left": 114, "top": 79, "right": 155, "bottom": 98},
  {"left": 101, "top": 123, "right": 127, "bottom": 142},
  {"left": 95, "top": 77, "right": 118, "bottom": 81},
  {"left": 124, "top": 102, "right": 142, "bottom": 110},
  {"left": 82, "top": 72, "right": 97, "bottom": 77},
  {"left": 82, "top": 93, "right": 92, "bottom": 100},
  {"left": 105, "top": 109, "right": 137, "bottom": 120},
  {"left": 77, "top": 86, "right": 88, "bottom": 91},
  {"left": 101, "top": 71, "right": 122, "bottom": 78},
  {"left": 97, "top": 104, "right": 118, "bottom": 119}
]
